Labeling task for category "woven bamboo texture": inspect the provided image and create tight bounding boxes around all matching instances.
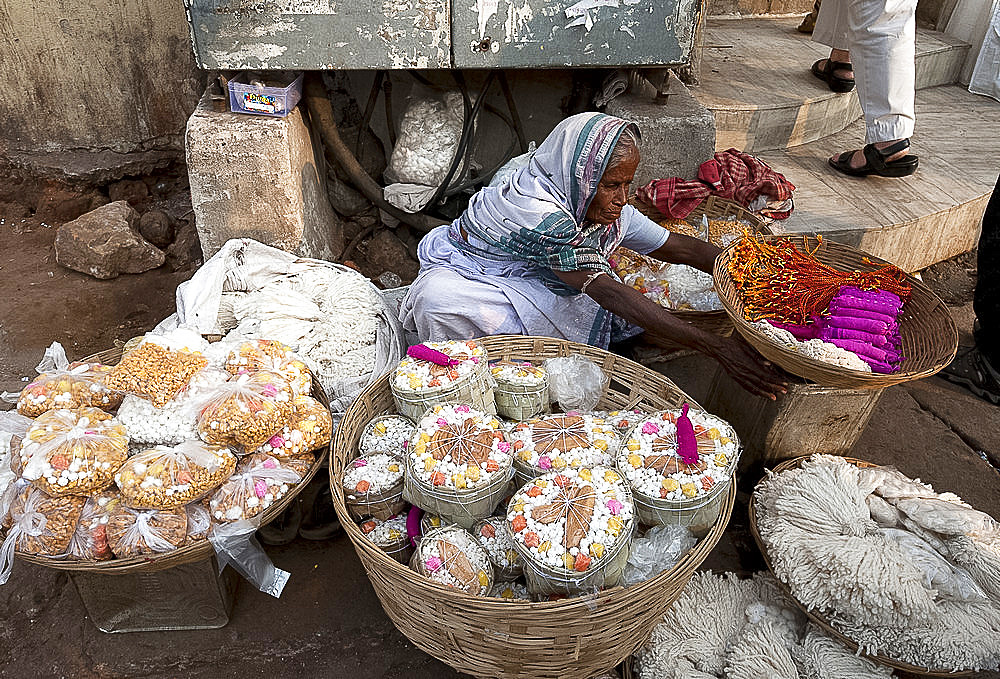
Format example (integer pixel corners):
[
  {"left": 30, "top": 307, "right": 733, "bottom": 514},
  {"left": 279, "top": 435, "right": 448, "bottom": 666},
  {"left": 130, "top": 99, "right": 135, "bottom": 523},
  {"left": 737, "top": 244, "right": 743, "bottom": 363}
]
[
  {"left": 749, "top": 455, "right": 975, "bottom": 678},
  {"left": 714, "top": 235, "right": 959, "bottom": 389},
  {"left": 12, "top": 345, "right": 329, "bottom": 574},
  {"left": 630, "top": 196, "right": 773, "bottom": 351},
  {"left": 330, "top": 335, "right": 733, "bottom": 679}
]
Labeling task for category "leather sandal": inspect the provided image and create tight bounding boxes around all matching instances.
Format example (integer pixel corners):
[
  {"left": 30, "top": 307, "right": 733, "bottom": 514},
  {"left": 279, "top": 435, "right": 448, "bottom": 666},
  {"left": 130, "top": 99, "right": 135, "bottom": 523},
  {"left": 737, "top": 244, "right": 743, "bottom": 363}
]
[
  {"left": 811, "top": 59, "right": 856, "bottom": 93},
  {"left": 828, "top": 139, "right": 919, "bottom": 178}
]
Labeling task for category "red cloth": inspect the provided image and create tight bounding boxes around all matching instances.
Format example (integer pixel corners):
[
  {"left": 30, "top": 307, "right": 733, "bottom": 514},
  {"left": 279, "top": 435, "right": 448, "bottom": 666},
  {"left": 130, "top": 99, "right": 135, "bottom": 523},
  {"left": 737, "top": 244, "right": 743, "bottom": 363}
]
[{"left": 637, "top": 149, "right": 796, "bottom": 220}]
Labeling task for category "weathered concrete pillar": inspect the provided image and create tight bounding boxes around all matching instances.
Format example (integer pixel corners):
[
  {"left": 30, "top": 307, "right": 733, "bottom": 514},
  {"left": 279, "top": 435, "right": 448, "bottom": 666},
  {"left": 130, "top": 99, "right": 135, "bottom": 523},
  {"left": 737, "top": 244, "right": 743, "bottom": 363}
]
[
  {"left": 605, "top": 72, "right": 716, "bottom": 186},
  {"left": 185, "top": 89, "right": 344, "bottom": 261}
]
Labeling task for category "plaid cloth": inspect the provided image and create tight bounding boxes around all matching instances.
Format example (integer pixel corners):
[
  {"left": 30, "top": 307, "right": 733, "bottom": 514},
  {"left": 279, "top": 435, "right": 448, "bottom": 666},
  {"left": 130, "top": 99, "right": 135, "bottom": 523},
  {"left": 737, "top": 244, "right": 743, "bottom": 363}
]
[{"left": 637, "top": 149, "right": 796, "bottom": 220}]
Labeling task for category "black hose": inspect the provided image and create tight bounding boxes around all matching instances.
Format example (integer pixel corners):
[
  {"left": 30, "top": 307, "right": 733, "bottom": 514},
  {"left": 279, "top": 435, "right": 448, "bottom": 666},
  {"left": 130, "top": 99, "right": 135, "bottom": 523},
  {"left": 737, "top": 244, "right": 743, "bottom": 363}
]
[
  {"left": 383, "top": 76, "right": 396, "bottom": 148},
  {"left": 498, "top": 71, "right": 528, "bottom": 154}
]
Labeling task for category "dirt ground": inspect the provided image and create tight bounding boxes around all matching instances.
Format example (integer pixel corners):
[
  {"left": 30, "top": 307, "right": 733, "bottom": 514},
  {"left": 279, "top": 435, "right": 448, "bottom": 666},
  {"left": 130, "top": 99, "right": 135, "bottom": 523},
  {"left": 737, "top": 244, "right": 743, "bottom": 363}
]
[{"left": 1, "top": 195, "right": 998, "bottom": 678}]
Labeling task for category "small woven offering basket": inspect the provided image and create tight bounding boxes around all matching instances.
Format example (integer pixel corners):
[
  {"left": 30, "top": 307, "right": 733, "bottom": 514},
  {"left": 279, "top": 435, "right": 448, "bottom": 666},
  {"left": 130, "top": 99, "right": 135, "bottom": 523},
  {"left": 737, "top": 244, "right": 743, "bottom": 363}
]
[
  {"left": 11, "top": 344, "right": 329, "bottom": 575},
  {"left": 748, "top": 455, "right": 975, "bottom": 678},
  {"left": 714, "top": 235, "right": 959, "bottom": 389},
  {"left": 330, "top": 336, "right": 735, "bottom": 679},
  {"left": 630, "top": 196, "right": 774, "bottom": 351}
]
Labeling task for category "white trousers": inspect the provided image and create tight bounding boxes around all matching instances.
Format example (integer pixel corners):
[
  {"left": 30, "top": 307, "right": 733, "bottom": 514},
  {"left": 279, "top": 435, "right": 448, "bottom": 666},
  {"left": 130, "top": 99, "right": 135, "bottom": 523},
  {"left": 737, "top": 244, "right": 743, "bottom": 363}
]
[{"left": 813, "top": 0, "right": 918, "bottom": 142}]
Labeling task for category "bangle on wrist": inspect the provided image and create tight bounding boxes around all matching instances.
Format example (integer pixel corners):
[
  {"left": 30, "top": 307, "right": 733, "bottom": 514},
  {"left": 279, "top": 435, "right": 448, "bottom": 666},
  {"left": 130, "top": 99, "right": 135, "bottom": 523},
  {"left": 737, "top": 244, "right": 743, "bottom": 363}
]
[{"left": 580, "top": 271, "right": 607, "bottom": 295}]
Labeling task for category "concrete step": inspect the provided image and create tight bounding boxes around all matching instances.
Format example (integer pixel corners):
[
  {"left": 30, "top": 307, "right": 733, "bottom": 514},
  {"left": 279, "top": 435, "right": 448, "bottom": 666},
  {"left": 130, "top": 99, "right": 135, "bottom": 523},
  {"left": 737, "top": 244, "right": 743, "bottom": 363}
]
[
  {"left": 761, "top": 85, "right": 998, "bottom": 272},
  {"left": 706, "top": 0, "right": 813, "bottom": 19},
  {"left": 694, "top": 17, "right": 970, "bottom": 153}
]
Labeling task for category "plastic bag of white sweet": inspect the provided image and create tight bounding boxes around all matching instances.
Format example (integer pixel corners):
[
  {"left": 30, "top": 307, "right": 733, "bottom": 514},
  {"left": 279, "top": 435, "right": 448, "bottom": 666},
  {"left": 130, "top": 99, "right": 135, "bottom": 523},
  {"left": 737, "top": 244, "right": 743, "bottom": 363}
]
[
  {"left": 116, "top": 366, "right": 231, "bottom": 446},
  {"left": 152, "top": 239, "right": 405, "bottom": 418}
]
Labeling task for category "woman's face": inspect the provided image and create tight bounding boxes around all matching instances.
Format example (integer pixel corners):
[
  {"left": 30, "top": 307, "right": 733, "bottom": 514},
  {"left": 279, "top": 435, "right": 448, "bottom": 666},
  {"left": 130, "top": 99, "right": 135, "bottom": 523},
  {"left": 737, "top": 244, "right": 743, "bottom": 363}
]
[{"left": 585, "top": 146, "right": 640, "bottom": 225}]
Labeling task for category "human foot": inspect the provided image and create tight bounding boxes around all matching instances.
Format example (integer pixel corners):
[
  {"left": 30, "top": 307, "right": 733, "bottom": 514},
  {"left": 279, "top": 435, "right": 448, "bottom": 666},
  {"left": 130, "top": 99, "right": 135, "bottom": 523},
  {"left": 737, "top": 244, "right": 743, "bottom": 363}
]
[
  {"left": 811, "top": 57, "right": 855, "bottom": 92},
  {"left": 829, "top": 139, "right": 918, "bottom": 177}
]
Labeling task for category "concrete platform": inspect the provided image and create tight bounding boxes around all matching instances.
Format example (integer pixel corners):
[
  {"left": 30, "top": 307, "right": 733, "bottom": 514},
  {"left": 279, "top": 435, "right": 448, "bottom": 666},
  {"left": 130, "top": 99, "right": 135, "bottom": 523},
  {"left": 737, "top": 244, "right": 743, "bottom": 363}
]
[
  {"left": 696, "top": 17, "right": 970, "bottom": 152},
  {"left": 760, "top": 85, "right": 998, "bottom": 271}
]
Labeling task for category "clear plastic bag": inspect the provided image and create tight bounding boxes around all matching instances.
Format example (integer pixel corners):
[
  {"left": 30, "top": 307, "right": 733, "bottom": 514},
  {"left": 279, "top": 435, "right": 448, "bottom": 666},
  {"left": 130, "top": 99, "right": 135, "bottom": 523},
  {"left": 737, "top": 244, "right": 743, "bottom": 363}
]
[
  {"left": 8, "top": 342, "right": 122, "bottom": 417},
  {"left": 18, "top": 408, "right": 128, "bottom": 497},
  {"left": 623, "top": 524, "right": 698, "bottom": 586},
  {"left": 224, "top": 339, "right": 312, "bottom": 395},
  {"left": 542, "top": 355, "right": 607, "bottom": 412},
  {"left": 208, "top": 453, "right": 307, "bottom": 522},
  {"left": 209, "top": 518, "right": 290, "bottom": 598},
  {"left": 69, "top": 491, "right": 121, "bottom": 560},
  {"left": 196, "top": 371, "right": 295, "bottom": 452},
  {"left": 411, "top": 525, "right": 493, "bottom": 596},
  {"left": 1, "top": 484, "right": 87, "bottom": 584},
  {"left": 106, "top": 505, "right": 188, "bottom": 557},
  {"left": 115, "top": 441, "right": 237, "bottom": 510},
  {"left": 185, "top": 501, "right": 212, "bottom": 543},
  {"left": 0, "top": 412, "right": 32, "bottom": 503},
  {"left": 253, "top": 394, "right": 331, "bottom": 458},
  {"left": 104, "top": 339, "right": 209, "bottom": 408}
]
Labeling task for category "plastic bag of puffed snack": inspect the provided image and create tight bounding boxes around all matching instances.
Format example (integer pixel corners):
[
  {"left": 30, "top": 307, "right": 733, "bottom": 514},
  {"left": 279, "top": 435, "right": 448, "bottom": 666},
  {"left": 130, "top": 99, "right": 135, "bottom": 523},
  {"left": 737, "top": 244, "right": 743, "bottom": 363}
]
[
  {"left": 253, "top": 394, "right": 332, "bottom": 458},
  {"left": 224, "top": 339, "right": 312, "bottom": 395},
  {"left": 106, "top": 505, "right": 187, "bottom": 557},
  {"left": 1, "top": 482, "right": 87, "bottom": 584},
  {"left": 18, "top": 408, "right": 129, "bottom": 497},
  {"left": 104, "top": 338, "right": 209, "bottom": 408},
  {"left": 208, "top": 453, "right": 308, "bottom": 522},
  {"left": 542, "top": 355, "right": 608, "bottom": 412},
  {"left": 115, "top": 441, "right": 237, "bottom": 510},
  {"left": 196, "top": 371, "right": 295, "bottom": 452},
  {"left": 2, "top": 342, "right": 123, "bottom": 418},
  {"left": 186, "top": 501, "right": 212, "bottom": 543},
  {"left": 68, "top": 491, "right": 121, "bottom": 561}
]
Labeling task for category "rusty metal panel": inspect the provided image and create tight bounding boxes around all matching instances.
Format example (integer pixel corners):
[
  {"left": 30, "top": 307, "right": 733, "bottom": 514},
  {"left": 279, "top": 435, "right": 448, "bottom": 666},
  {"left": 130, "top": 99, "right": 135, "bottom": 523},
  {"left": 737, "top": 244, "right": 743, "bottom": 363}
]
[
  {"left": 183, "top": 0, "right": 451, "bottom": 70},
  {"left": 452, "top": 0, "right": 699, "bottom": 68}
]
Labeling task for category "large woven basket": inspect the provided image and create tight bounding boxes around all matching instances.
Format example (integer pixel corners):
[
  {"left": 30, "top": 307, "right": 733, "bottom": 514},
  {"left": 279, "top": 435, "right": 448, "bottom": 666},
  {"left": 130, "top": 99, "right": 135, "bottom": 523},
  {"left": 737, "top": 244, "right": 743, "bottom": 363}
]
[
  {"left": 330, "top": 335, "right": 734, "bottom": 679},
  {"left": 714, "top": 235, "right": 959, "bottom": 389},
  {"left": 748, "top": 455, "right": 975, "bottom": 678},
  {"left": 630, "top": 196, "right": 772, "bottom": 351},
  {"left": 11, "top": 345, "right": 329, "bottom": 574}
]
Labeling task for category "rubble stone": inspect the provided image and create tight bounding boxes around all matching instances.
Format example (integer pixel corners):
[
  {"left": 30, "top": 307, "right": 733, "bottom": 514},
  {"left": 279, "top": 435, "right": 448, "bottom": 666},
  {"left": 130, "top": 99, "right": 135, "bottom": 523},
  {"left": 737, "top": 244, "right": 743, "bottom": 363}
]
[
  {"left": 34, "top": 183, "right": 108, "bottom": 223},
  {"left": 54, "top": 201, "right": 164, "bottom": 279},
  {"left": 138, "top": 210, "right": 175, "bottom": 249}
]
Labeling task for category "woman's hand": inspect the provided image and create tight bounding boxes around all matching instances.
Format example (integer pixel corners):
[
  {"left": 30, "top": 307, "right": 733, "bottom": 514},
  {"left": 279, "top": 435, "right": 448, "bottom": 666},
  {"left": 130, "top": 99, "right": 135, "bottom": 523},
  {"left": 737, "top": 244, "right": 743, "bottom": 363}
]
[
  {"left": 553, "top": 268, "right": 788, "bottom": 399},
  {"left": 705, "top": 334, "right": 790, "bottom": 400}
]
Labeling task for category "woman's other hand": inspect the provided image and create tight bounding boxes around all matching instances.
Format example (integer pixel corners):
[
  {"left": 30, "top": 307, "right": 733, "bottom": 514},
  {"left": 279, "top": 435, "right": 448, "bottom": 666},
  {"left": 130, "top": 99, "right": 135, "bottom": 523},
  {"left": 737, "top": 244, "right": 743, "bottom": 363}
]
[{"left": 707, "top": 334, "right": 789, "bottom": 400}]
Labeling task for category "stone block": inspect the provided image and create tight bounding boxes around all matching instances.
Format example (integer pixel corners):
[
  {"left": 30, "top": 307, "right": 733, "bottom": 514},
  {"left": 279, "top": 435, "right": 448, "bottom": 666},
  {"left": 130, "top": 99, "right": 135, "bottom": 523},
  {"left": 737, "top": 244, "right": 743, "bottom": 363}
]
[
  {"left": 55, "top": 201, "right": 165, "bottom": 279},
  {"left": 605, "top": 73, "right": 716, "bottom": 186},
  {"left": 185, "top": 90, "right": 344, "bottom": 261}
]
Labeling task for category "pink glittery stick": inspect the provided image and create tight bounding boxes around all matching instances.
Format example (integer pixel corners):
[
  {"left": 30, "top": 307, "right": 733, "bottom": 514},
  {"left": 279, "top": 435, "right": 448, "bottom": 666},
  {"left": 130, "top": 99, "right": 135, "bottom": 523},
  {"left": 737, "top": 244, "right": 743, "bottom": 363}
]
[{"left": 407, "top": 344, "right": 461, "bottom": 366}]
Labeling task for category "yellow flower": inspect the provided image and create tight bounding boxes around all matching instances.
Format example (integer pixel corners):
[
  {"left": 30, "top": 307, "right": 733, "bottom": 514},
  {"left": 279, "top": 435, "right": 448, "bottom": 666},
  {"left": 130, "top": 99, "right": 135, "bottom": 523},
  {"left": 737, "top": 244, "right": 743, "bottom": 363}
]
[
  {"left": 578, "top": 469, "right": 592, "bottom": 482},
  {"left": 477, "top": 570, "right": 490, "bottom": 587},
  {"left": 513, "top": 502, "right": 525, "bottom": 512},
  {"left": 590, "top": 543, "right": 605, "bottom": 558},
  {"left": 563, "top": 553, "right": 576, "bottom": 569},
  {"left": 608, "top": 516, "right": 624, "bottom": 536},
  {"left": 414, "top": 442, "right": 426, "bottom": 455},
  {"left": 424, "top": 458, "right": 437, "bottom": 472},
  {"left": 536, "top": 479, "right": 548, "bottom": 488},
  {"left": 519, "top": 450, "right": 533, "bottom": 463},
  {"left": 662, "top": 478, "right": 679, "bottom": 491},
  {"left": 408, "top": 378, "right": 422, "bottom": 390},
  {"left": 720, "top": 436, "right": 731, "bottom": 446},
  {"left": 604, "top": 470, "right": 621, "bottom": 484},
  {"left": 466, "top": 465, "right": 481, "bottom": 481},
  {"left": 627, "top": 439, "right": 640, "bottom": 451},
  {"left": 681, "top": 482, "right": 698, "bottom": 498},
  {"left": 373, "top": 421, "right": 388, "bottom": 435},
  {"left": 627, "top": 454, "right": 642, "bottom": 468},
  {"left": 538, "top": 541, "right": 551, "bottom": 553},
  {"left": 419, "top": 433, "right": 430, "bottom": 443},
  {"left": 388, "top": 529, "right": 402, "bottom": 540},
  {"left": 552, "top": 457, "right": 567, "bottom": 470},
  {"left": 594, "top": 439, "right": 608, "bottom": 451},
  {"left": 706, "top": 427, "right": 721, "bottom": 440},
  {"left": 714, "top": 453, "right": 728, "bottom": 467},
  {"left": 452, "top": 473, "right": 467, "bottom": 489},
  {"left": 429, "top": 516, "right": 441, "bottom": 527},
  {"left": 388, "top": 464, "right": 399, "bottom": 473}
]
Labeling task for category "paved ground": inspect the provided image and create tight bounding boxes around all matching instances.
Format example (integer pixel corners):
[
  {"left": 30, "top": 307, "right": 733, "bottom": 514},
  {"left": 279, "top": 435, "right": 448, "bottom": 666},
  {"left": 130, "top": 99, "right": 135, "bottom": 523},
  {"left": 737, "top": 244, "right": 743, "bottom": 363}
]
[{"left": 1, "top": 214, "right": 998, "bottom": 678}]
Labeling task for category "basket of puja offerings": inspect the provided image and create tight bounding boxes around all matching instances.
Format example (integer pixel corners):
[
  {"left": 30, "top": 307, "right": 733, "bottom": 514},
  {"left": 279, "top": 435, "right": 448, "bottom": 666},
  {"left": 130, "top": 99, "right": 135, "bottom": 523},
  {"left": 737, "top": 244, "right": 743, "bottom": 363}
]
[
  {"left": 360, "top": 513, "right": 413, "bottom": 564},
  {"left": 490, "top": 360, "right": 549, "bottom": 421},
  {"left": 472, "top": 515, "right": 523, "bottom": 581},
  {"left": 631, "top": 194, "right": 769, "bottom": 239},
  {"left": 402, "top": 403, "right": 514, "bottom": 530},
  {"left": 507, "top": 413, "right": 619, "bottom": 487},
  {"left": 391, "top": 340, "right": 496, "bottom": 421},
  {"left": 330, "top": 335, "right": 736, "bottom": 679},
  {"left": 342, "top": 451, "right": 407, "bottom": 521},
  {"left": 715, "top": 233, "right": 958, "bottom": 389},
  {"left": 411, "top": 525, "right": 494, "bottom": 595},
  {"left": 507, "top": 466, "right": 636, "bottom": 596},
  {"left": 1, "top": 338, "right": 330, "bottom": 577},
  {"left": 616, "top": 406, "right": 740, "bottom": 537},
  {"left": 358, "top": 414, "right": 415, "bottom": 456},
  {"left": 749, "top": 454, "right": 1000, "bottom": 676}
]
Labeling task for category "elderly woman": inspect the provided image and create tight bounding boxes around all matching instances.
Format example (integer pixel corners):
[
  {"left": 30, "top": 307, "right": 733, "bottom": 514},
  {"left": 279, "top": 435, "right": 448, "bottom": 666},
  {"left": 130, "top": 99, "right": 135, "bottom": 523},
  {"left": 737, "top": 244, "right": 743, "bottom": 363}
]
[{"left": 400, "top": 113, "right": 787, "bottom": 399}]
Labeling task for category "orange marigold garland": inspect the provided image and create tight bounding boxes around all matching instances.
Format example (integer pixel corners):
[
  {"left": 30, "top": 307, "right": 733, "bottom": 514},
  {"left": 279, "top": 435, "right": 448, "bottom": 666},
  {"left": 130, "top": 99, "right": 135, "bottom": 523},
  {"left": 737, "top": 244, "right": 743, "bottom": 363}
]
[{"left": 726, "top": 233, "right": 911, "bottom": 325}]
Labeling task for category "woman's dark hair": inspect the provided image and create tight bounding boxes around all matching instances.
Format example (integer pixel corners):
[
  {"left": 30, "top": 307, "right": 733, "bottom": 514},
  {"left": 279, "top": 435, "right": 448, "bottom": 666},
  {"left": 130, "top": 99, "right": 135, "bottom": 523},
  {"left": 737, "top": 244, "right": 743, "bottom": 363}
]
[{"left": 607, "top": 126, "right": 640, "bottom": 169}]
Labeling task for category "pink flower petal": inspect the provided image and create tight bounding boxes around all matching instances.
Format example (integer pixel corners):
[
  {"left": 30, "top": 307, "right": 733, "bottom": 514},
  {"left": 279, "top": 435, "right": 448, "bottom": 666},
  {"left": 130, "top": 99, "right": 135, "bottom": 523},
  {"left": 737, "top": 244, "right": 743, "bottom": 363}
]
[
  {"left": 538, "top": 456, "right": 552, "bottom": 470},
  {"left": 425, "top": 556, "right": 442, "bottom": 572},
  {"left": 254, "top": 479, "right": 268, "bottom": 498},
  {"left": 497, "top": 441, "right": 511, "bottom": 454},
  {"left": 263, "top": 458, "right": 278, "bottom": 469},
  {"left": 455, "top": 405, "right": 470, "bottom": 413},
  {"left": 436, "top": 418, "right": 449, "bottom": 427},
  {"left": 607, "top": 499, "right": 623, "bottom": 515},
  {"left": 642, "top": 422, "right": 660, "bottom": 435},
  {"left": 353, "top": 458, "right": 368, "bottom": 468},
  {"left": 269, "top": 435, "right": 286, "bottom": 448}
]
